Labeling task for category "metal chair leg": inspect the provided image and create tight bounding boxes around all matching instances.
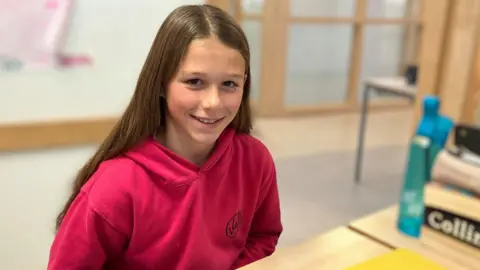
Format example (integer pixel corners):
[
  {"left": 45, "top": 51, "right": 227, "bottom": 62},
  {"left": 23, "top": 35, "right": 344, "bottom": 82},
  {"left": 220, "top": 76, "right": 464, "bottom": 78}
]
[{"left": 354, "top": 86, "right": 370, "bottom": 183}]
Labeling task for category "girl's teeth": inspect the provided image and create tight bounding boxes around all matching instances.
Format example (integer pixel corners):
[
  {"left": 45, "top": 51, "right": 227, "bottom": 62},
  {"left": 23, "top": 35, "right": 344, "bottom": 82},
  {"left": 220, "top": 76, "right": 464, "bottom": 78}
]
[{"left": 196, "top": 117, "right": 217, "bottom": 124}]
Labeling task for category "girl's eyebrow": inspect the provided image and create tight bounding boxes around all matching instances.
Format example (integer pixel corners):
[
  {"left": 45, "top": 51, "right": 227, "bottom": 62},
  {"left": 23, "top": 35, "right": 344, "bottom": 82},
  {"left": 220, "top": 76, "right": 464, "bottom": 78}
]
[{"left": 180, "top": 71, "right": 245, "bottom": 79}]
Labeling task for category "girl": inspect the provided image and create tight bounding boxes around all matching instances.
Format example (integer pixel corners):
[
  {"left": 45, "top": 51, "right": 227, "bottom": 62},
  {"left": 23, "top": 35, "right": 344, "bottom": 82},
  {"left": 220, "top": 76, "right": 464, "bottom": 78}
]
[{"left": 48, "top": 4, "right": 283, "bottom": 270}]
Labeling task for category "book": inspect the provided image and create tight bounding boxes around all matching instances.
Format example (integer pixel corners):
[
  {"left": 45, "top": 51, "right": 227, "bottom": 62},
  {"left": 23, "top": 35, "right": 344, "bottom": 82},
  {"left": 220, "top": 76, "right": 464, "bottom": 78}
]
[{"left": 345, "top": 248, "right": 445, "bottom": 270}]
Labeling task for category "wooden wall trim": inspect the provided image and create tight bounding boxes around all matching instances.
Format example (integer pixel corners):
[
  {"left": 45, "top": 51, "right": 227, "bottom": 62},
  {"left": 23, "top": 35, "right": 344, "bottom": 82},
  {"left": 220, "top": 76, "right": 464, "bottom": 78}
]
[
  {"left": 0, "top": 118, "right": 117, "bottom": 152},
  {"left": 0, "top": 101, "right": 412, "bottom": 153}
]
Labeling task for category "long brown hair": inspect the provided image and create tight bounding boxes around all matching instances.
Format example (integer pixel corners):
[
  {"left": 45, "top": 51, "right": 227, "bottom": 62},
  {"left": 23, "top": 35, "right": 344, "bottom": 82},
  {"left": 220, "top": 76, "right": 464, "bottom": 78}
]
[{"left": 55, "top": 4, "right": 252, "bottom": 230}]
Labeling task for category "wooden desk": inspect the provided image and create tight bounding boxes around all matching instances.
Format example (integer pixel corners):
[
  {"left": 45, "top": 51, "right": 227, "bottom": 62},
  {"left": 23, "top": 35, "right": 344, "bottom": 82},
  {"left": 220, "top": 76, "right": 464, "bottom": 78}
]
[
  {"left": 240, "top": 227, "right": 391, "bottom": 270},
  {"left": 364, "top": 77, "right": 417, "bottom": 98},
  {"left": 349, "top": 184, "right": 480, "bottom": 269}
]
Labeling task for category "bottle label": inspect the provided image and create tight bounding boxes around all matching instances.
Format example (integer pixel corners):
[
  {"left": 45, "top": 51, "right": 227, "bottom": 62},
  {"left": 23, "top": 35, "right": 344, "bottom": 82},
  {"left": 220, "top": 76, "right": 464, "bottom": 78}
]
[{"left": 401, "top": 190, "right": 424, "bottom": 217}]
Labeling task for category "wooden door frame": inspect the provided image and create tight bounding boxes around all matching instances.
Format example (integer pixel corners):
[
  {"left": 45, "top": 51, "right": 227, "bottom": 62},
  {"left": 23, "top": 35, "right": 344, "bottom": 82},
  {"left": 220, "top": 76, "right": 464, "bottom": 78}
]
[
  {"left": 210, "top": 0, "right": 424, "bottom": 117},
  {"left": 411, "top": 0, "right": 480, "bottom": 134},
  {"left": 459, "top": 19, "right": 480, "bottom": 123},
  {"left": 410, "top": 0, "right": 451, "bottom": 133},
  {"left": 438, "top": 0, "right": 480, "bottom": 122}
]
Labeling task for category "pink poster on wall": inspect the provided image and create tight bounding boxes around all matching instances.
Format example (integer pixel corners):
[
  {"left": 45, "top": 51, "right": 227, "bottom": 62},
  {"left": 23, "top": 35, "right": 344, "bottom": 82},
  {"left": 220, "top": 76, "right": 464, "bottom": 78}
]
[{"left": 0, "top": 0, "right": 90, "bottom": 71}]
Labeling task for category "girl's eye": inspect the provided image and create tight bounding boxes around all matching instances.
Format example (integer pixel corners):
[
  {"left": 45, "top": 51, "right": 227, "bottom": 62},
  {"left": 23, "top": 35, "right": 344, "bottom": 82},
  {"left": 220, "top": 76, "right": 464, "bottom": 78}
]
[
  {"left": 223, "top": 81, "right": 238, "bottom": 88},
  {"left": 186, "top": 79, "right": 202, "bottom": 86}
]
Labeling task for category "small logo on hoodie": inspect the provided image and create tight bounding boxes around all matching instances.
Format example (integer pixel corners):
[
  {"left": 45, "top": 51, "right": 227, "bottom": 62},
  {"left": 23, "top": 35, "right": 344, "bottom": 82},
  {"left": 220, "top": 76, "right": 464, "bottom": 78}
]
[{"left": 225, "top": 211, "right": 242, "bottom": 238}]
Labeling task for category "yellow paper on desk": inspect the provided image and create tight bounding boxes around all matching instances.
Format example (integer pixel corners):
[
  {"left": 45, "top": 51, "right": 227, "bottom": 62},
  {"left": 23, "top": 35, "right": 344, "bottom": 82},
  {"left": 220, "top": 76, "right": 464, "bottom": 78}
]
[{"left": 345, "top": 248, "right": 445, "bottom": 270}]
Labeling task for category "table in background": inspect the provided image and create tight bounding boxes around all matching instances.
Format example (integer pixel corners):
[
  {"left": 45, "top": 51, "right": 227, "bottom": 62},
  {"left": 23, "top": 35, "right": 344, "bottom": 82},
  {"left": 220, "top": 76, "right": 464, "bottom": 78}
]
[
  {"left": 349, "top": 184, "right": 480, "bottom": 269},
  {"left": 239, "top": 227, "right": 391, "bottom": 270},
  {"left": 354, "top": 77, "right": 416, "bottom": 183}
]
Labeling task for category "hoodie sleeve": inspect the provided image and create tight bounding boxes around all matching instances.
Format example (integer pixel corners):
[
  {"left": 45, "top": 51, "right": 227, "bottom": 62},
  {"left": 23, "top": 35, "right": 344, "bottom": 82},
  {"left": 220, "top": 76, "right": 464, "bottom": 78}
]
[
  {"left": 48, "top": 192, "right": 128, "bottom": 270},
  {"left": 232, "top": 156, "right": 283, "bottom": 269}
]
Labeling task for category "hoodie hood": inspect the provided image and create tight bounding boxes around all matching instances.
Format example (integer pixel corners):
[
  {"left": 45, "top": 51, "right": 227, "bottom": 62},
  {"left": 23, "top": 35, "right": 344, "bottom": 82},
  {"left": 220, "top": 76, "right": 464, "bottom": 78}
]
[{"left": 123, "top": 128, "right": 235, "bottom": 183}]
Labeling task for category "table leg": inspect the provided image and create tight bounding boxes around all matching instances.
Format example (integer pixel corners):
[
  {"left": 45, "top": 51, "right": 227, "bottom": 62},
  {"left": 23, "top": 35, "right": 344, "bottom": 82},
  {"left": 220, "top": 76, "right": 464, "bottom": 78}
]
[{"left": 354, "top": 86, "right": 370, "bottom": 183}]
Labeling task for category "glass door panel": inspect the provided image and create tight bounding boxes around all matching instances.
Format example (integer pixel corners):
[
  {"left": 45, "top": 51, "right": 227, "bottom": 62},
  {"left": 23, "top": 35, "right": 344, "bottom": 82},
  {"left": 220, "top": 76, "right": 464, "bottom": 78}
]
[
  {"left": 229, "top": 0, "right": 264, "bottom": 103},
  {"left": 290, "top": 0, "right": 356, "bottom": 17},
  {"left": 367, "top": 0, "right": 408, "bottom": 18},
  {"left": 358, "top": 25, "right": 410, "bottom": 100},
  {"left": 241, "top": 0, "right": 264, "bottom": 15},
  {"left": 284, "top": 24, "right": 353, "bottom": 106},
  {"left": 241, "top": 20, "right": 262, "bottom": 102}
]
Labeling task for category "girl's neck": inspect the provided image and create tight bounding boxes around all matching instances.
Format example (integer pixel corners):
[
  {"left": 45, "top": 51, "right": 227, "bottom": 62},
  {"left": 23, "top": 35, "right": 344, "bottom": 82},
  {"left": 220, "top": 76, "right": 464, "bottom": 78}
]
[{"left": 155, "top": 126, "right": 214, "bottom": 167}]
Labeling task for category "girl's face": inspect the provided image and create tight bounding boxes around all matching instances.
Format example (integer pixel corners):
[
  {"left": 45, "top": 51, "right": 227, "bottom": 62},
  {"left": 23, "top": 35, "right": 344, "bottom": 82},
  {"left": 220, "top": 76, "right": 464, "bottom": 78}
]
[{"left": 165, "top": 36, "right": 246, "bottom": 149}]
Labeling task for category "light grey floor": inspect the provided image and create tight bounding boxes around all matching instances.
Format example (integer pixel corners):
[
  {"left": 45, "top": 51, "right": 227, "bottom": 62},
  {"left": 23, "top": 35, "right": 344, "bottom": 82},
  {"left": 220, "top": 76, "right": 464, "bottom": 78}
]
[{"left": 275, "top": 145, "right": 408, "bottom": 247}]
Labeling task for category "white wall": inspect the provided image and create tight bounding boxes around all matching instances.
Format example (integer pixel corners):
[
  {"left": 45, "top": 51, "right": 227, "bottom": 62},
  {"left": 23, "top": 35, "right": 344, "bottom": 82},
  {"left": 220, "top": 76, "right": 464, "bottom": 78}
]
[
  {"left": 0, "top": 1, "right": 202, "bottom": 269},
  {"left": 1, "top": 0, "right": 201, "bottom": 124},
  {"left": 0, "top": 146, "right": 98, "bottom": 269}
]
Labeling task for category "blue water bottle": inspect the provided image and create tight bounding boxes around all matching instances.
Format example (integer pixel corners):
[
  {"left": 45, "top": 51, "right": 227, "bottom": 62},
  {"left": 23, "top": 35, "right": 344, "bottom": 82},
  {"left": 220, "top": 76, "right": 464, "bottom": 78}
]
[
  {"left": 415, "top": 95, "right": 440, "bottom": 138},
  {"left": 397, "top": 135, "right": 430, "bottom": 238},
  {"left": 414, "top": 95, "right": 449, "bottom": 182},
  {"left": 397, "top": 96, "right": 439, "bottom": 238}
]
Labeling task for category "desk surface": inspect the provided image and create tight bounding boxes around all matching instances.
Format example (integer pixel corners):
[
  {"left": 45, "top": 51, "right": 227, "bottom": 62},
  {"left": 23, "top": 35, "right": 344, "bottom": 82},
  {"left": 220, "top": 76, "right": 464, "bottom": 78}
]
[
  {"left": 365, "top": 77, "right": 416, "bottom": 97},
  {"left": 240, "top": 227, "right": 391, "bottom": 270},
  {"left": 349, "top": 184, "right": 480, "bottom": 270}
]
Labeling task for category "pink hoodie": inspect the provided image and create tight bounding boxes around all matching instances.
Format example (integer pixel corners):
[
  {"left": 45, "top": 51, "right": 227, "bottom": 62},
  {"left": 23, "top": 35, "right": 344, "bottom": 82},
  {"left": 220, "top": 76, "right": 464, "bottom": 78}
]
[{"left": 48, "top": 128, "right": 283, "bottom": 269}]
